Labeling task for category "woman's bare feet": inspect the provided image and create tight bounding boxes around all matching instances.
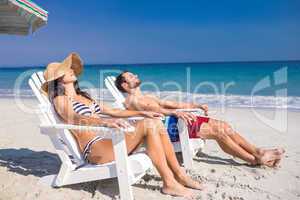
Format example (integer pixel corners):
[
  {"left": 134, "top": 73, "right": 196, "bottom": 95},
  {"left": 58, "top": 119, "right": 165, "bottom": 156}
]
[
  {"left": 162, "top": 179, "right": 195, "bottom": 198},
  {"left": 173, "top": 168, "right": 205, "bottom": 190},
  {"left": 175, "top": 174, "right": 205, "bottom": 191}
]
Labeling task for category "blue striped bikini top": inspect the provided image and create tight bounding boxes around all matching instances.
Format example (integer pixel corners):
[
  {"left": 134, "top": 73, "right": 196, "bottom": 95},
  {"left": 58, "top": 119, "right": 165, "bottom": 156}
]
[{"left": 72, "top": 99, "right": 101, "bottom": 116}]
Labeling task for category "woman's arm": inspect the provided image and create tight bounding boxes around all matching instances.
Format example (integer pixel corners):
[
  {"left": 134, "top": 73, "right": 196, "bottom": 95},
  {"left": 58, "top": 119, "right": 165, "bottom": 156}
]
[
  {"left": 53, "top": 96, "right": 129, "bottom": 128},
  {"left": 99, "top": 101, "right": 164, "bottom": 118}
]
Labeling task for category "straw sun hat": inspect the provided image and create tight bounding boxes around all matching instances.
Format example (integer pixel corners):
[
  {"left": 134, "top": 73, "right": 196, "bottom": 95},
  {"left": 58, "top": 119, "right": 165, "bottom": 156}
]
[{"left": 41, "top": 53, "right": 83, "bottom": 94}]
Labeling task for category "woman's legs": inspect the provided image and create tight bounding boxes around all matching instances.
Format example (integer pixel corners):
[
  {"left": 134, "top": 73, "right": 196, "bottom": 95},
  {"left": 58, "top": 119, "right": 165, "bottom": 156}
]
[
  {"left": 149, "top": 119, "right": 204, "bottom": 190},
  {"left": 141, "top": 119, "right": 195, "bottom": 197},
  {"left": 197, "top": 119, "right": 281, "bottom": 166},
  {"left": 88, "top": 119, "right": 194, "bottom": 198}
]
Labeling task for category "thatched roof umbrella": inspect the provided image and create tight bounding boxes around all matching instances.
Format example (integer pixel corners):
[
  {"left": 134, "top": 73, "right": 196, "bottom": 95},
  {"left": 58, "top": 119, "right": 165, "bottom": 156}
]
[{"left": 0, "top": 0, "right": 48, "bottom": 35}]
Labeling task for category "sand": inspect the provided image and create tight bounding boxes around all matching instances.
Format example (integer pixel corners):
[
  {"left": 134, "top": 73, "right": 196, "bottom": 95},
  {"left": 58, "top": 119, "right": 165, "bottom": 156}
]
[{"left": 0, "top": 97, "right": 300, "bottom": 200}]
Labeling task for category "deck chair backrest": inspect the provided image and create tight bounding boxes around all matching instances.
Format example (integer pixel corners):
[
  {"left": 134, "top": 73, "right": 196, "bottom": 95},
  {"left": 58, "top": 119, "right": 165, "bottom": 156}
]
[
  {"left": 104, "top": 76, "right": 126, "bottom": 109},
  {"left": 29, "top": 71, "right": 84, "bottom": 166}
]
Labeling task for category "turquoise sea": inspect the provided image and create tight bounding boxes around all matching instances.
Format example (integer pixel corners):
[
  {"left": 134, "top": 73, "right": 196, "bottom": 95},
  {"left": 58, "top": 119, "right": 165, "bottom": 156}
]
[{"left": 0, "top": 61, "right": 300, "bottom": 110}]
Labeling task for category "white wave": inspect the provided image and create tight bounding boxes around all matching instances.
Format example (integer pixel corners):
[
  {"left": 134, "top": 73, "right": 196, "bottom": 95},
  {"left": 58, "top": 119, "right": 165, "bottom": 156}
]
[{"left": 1, "top": 88, "right": 300, "bottom": 110}]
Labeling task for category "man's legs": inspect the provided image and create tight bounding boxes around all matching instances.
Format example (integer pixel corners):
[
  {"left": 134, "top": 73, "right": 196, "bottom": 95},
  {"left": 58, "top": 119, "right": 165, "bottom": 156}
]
[{"left": 197, "top": 119, "right": 281, "bottom": 166}]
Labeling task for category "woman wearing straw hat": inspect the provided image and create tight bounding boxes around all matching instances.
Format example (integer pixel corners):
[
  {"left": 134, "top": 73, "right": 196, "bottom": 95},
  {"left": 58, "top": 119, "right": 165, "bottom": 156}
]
[{"left": 41, "top": 53, "right": 203, "bottom": 198}]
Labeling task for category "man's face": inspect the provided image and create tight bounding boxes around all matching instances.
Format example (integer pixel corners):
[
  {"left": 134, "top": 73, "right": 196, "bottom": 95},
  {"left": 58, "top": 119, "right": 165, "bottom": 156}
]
[{"left": 122, "top": 72, "right": 141, "bottom": 90}]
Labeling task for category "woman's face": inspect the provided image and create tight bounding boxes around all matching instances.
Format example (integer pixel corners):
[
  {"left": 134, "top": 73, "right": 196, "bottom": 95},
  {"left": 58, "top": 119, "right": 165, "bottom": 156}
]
[{"left": 62, "top": 68, "right": 77, "bottom": 84}]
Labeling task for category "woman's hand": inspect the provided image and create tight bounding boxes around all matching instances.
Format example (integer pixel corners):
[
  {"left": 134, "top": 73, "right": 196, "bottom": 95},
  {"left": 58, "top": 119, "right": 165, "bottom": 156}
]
[
  {"left": 200, "top": 104, "right": 209, "bottom": 116},
  {"left": 102, "top": 118, "right": 131, "bottom": 129},
  {"left": 174, "top": 111, "right": 197, "bottom": 125},
  {"left": 140, "top": 111, "right": 164, "bottom": 119}
]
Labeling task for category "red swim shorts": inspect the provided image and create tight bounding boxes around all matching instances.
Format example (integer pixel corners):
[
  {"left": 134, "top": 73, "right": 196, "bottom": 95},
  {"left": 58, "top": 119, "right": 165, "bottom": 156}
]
[{"left": 188, "top": 116, "right": 210, "bottom": 138}]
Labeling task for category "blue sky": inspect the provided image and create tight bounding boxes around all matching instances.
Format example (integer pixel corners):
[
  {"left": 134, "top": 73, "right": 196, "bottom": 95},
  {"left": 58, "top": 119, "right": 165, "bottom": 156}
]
[{"left": 0, "top": 0, "right": 299, "bottom": 67}]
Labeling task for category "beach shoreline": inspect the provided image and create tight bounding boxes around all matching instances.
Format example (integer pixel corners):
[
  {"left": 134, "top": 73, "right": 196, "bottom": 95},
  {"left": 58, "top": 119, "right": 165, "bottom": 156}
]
[{"left": 1, "top": 97, "right": 300, "bottom": 199}]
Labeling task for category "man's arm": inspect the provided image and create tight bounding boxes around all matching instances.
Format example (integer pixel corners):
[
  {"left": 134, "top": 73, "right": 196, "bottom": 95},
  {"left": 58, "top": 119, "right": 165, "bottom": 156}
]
[
  {"left": 126, "top": 96, "right": 197, "bottom": 124},
  {"left": 128, "top": 96, "right": 177, "bottom": 116},
  {"left": 158, "top": 99, "right": 200, "bottom": 109},
  {"left": 156, "top": 97, "right": 209, "bottom": 115}
]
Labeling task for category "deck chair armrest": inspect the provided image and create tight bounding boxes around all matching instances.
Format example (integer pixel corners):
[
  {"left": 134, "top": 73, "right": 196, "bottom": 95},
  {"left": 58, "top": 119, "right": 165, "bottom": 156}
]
[
  {"left": 126, "top": 116, "right": 144, "bottom": 121},
  {"left": 96, "top": 114, "right": 145, "bottom": 121},
  {"left": 175, "top": 108, "right": 203, "bottom": 113},
  {"left": 40, "top": 123, "right": 135, "bottom": 139},
  {"left": 127, "top": 116, "right": 165, "bottom": 121}
]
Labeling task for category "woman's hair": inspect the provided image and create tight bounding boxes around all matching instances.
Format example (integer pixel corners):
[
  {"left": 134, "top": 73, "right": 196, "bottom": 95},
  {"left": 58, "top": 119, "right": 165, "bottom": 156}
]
[{"left": 47, "top": 78, "right": 93, "bottom": 103}]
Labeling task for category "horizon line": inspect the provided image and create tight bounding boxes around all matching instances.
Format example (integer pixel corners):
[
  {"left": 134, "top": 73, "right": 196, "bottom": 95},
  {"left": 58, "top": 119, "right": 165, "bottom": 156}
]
[{"left": 0, "top": 59, "right": 299, "bottom": 68}]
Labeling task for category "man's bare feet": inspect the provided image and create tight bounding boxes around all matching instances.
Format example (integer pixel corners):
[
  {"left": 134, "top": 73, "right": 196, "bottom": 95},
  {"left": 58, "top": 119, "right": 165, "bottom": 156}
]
[
  {"left": 161, "top": 179, "right": 195, "bottom": 199},
  {"left": 257, "top": 149, "right": 282, "bottom": 167},
  {"left": 274, "top": 148, "right": 285, "bottom": 155},
  {"left": 270, "top": 148, "right": 285, "bottom": 167}
]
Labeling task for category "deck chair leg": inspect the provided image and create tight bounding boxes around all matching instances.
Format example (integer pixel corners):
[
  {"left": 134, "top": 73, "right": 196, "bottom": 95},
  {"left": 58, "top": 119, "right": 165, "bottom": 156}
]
[
  {"left": 52, "top": 150, "right": 73, "bottom": 187},
  {"left": 178, "top": 119, "right": 194, "bottom": 169},
  {"left": 53, "top": 162, "right": 71, "bottom": 187},
  {"left": 112, "top": 131, "right": 134, "bottom": 200}
]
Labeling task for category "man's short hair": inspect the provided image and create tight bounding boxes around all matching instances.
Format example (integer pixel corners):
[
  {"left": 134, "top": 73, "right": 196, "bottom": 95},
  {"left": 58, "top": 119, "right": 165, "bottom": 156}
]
[{"left": 115, "top": 71, "right": 128, "bottom": 93}]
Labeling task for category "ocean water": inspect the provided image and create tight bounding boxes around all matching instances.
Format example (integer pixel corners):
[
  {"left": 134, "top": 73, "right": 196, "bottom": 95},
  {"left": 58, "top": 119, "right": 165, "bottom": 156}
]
[{"left": 0, "top": 61, "right": 300, "bottom": 110}]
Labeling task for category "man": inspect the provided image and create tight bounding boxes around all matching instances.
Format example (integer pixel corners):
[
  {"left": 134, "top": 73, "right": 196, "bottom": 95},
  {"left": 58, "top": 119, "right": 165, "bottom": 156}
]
[{"left": 115, "top": 71, "right": 284, "bottom": 167}]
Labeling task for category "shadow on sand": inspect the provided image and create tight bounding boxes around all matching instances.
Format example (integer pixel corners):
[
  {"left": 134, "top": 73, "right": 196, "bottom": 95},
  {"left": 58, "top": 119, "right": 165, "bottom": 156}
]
[
  {"left": 0, "top": 148, "right": 255, "bottom": 198},
  {"left": 0, "top": 148, "right": 120, "bottom": 198},
  {"left": 0, "top": 148, "right": 163, "bottom": 198},
  {"left": 194, "top": 151, "right": 243, "bottom": 166},
  {"left": 194, "top": 151, "right": 257, "bottom": 168},
  {"left": 0, "top": 148, "right": 60, "bottom": 177}
]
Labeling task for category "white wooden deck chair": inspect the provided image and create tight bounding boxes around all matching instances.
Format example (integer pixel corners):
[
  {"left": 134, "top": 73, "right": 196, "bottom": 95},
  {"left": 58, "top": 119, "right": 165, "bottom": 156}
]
[
  {"left": 28, "top": 71, "right": 153, "bottom": 200},
  {"left": 105, "top": 76, "right": 205, "bottom": 169}
]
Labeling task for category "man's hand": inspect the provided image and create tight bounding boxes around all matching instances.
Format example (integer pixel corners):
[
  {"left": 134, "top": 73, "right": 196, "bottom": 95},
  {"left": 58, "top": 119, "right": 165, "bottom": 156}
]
[
  {"left": 174, "top": 111, "right": 197, "bottom": 125},
  {"left": 141, "top": 111, "right": 164, "bottom": 119},
  {"left": 200, "top": 104, "right": 209, "bottom": 116}
]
